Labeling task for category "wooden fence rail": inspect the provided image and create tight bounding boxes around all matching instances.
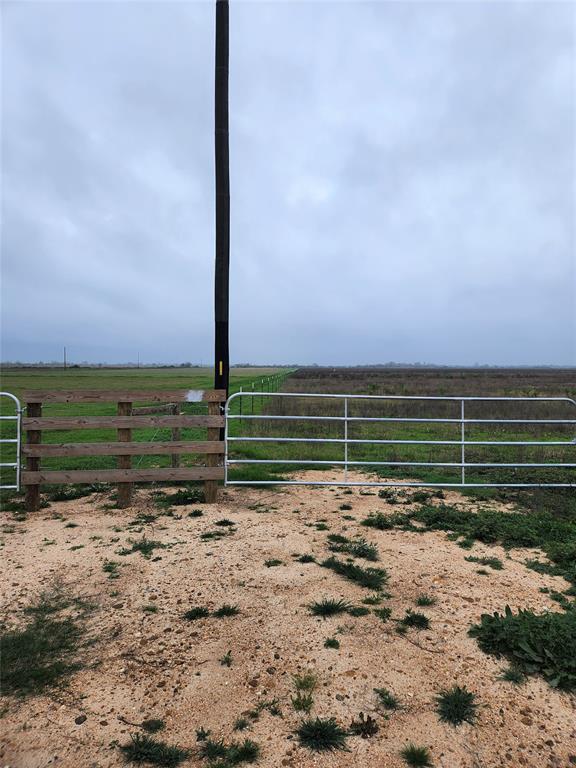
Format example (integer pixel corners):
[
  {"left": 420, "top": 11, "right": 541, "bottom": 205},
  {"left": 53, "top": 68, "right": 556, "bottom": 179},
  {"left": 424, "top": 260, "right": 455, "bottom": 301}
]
[{"left": 22, "top": 389, "right": 226, "bottom": 511}]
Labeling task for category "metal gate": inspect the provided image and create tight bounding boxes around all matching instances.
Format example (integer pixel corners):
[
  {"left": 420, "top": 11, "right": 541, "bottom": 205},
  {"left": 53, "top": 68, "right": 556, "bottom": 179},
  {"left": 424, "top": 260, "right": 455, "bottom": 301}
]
[
  {"left": 0, "top": 392, "right": 22, "bottom": 491},
  {"left": 225, "top": 392, "right": 576, "bottom": 488}
]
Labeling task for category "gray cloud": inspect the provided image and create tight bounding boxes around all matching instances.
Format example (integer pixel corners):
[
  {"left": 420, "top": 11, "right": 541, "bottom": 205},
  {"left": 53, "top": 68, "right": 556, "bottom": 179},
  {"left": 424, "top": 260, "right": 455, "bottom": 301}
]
[{"left": 1, "top": 0, "right": 574, "bottom": 365}]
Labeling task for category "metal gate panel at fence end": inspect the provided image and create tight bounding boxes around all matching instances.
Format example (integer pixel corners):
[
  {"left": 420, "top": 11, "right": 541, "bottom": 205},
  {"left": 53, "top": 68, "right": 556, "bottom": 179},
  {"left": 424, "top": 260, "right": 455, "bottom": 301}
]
[
  {"left": 224, "top": 392, "right": 576, "bottom": 489},
  {"left": 0, "top": 392, "right": 22, "bottom": 491}
]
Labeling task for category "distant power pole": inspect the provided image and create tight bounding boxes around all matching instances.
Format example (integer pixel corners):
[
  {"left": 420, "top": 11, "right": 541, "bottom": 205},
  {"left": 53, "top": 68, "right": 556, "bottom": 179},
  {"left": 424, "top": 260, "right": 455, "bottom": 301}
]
[
  {"left": 214, "top": 0, "right": 230, "bottom": 399},
  {"left": 63, "top": 346, "right": 67, "bottom": 370}
]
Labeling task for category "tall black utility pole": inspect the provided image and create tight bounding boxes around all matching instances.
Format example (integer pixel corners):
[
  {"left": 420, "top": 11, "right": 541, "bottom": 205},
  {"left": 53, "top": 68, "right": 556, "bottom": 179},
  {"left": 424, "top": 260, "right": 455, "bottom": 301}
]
[{"left": 214, "top": 0, "right": 230, "bottom": 398}]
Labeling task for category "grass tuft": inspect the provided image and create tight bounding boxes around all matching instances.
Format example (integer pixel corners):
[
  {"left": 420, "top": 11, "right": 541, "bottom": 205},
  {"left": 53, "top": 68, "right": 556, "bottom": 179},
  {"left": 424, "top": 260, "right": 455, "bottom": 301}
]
[
  {"left": 309, "top": 598, "right": 351, "bottom": 617},
  {"left": 296, "top": 717, "right": 348, "bottom": 752},
  {"left": 119, "top": 733, "right": 190, "bottom": 767},
  {"left": 320, "top": 556, "right": 388, "bottom": 590},
  {"left": 362, "top": 593, "right": 384, "bottom": 605},
  {"left": 374, "top": 687, "right": 400, "bottom": 710},
  {"left": 0, "top": 584, "right": 92, "bottom": 696},
  {"left": 291, "top": 691, "right": 313, "bottom": 713},
  {"left": 293, "top": 672, "right": 317, "bottom": 691},
  {"left": 199, "top": 737, "right": 260, "bottom": 765},
  {"left": 401, "top": 610, "right": 430, "bottom": 630},
  {"left": 213, "top": 604, "right": 240, "bottom": 618},
  {"left": 296, "top": 554, "right": 316, "bottom": 563},
  {"left": 401, "top": 743, "right": 433, "bottom": 767},
  {"left": 233, "top": 717, "right": 250, "bottom": 731},
  {"left": 435, "top": 685, "right": 478, "bottom": 726},
  {"left": 415, "top": 594, "right": 436, "bottom": 607},
  {"left": 183, "top": 607, "right": 210, "bottom": 621},
  {"left": 499, "top": 666, "right": 527, "bottom": 685},
  {"left": 328, "top": 535, "right": 379, "bottom": 562},
  {"left": 346, "top": 605, "right": 370, "bottom": 617}
]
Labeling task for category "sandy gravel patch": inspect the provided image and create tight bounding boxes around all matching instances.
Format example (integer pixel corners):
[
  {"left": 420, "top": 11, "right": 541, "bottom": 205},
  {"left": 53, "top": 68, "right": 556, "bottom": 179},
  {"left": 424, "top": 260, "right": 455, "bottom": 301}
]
[{"left": 1, "top": 473, "right": 575, "bottom": 768}]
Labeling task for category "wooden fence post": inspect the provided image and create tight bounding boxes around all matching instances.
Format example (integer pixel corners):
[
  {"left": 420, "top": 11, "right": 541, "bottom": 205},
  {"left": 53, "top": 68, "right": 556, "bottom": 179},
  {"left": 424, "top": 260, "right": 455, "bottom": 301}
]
[
  {"left": 204, "top": 400, "right": 221, "bottom": 503},
  {"left": 171, "top": 404, "right": 181, "bottom": 468},
  {"left": 117, "top": 401, "right": 132, "bottom": 507},
  {"left": 25, "top": 402, "right": 42, "bottom": 512}
]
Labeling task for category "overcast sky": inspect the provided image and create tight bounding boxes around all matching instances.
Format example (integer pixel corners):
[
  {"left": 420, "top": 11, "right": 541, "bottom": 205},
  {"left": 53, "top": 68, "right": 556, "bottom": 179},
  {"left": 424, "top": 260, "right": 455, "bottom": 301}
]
[{"left": 1, "top": 0, "right": 574, "bottom": 366}]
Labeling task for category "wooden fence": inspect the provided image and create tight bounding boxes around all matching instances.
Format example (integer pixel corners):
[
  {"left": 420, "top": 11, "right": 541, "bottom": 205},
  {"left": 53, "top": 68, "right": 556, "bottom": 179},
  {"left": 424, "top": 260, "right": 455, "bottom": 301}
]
[{"left": 21, "top": 389, "right": 226, "bottom": 511}]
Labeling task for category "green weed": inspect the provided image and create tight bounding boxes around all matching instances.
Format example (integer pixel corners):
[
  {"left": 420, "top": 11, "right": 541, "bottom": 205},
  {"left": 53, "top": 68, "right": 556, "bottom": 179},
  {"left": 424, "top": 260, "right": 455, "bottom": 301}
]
[
  {"left": 349, "top": 712, "right": 378, "bottom": 738},
  {"left": 465, "top": 555, "right": 503, "bottom": 571},
  {"left": 469, "top": 605, "right": 576, "bottom": 690},
  {"left": 154, "top": 486, "right": 204, "bottom": 508},
  {"left": 118, "top": 537, "right": 166, "bottom": 559},
  {"left": 102, "top": 559, "right": 120, "bottom": 579},
  {"left": 220, "top": 650, "right": 233, "bottom": 667},
  {"left": 406, "top": 504, "right": 576, "bottom": 586}
]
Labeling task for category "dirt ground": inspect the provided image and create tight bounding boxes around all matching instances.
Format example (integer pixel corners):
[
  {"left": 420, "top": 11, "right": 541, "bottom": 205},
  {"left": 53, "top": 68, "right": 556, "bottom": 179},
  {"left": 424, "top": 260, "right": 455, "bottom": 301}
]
[{"left": 1, "top": 472, "right": 575, "bottom": 768}]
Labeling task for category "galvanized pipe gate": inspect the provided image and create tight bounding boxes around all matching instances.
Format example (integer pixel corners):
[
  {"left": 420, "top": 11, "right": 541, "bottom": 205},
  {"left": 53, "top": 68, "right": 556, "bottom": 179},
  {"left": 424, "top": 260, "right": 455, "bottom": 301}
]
[
  {"left": 0, "top": 392, "right": 22, "bottom": 491},
  {"left": 225, "top": 392, "right": 576, "bottom": 488},
  {"left": 2, "top": 390, "right": 575, "bottom": 494}
]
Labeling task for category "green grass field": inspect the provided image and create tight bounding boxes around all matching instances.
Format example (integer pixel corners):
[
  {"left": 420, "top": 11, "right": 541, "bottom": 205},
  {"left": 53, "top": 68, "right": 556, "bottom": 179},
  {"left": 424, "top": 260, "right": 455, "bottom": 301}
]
[
  {"left": 0, "top": 365, "right": 287, "bottom": 399},
  {"left": 0, "top": 367, "right": 292, "bottom": 481},
  {"left": 1, "top": 366, "right": 574, "bottom": 502}
]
